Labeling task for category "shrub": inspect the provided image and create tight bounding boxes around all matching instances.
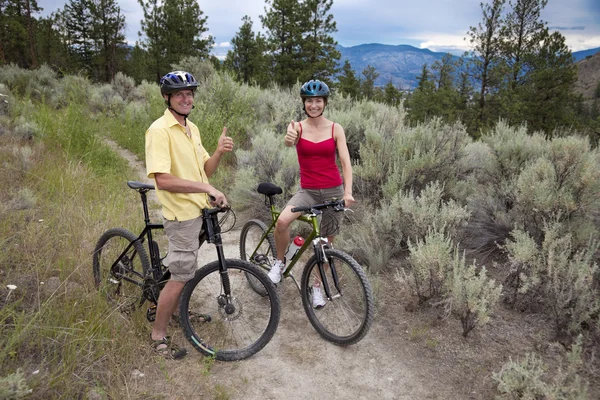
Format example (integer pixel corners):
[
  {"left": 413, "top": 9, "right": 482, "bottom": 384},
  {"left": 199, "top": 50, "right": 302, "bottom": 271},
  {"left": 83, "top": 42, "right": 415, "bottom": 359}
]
[
  {"left": 230, "top": 129, "right": 299, "bottom": 218},
  {"left": 0, "top": 369, "right": 32, "bottom": 399},
  {"left": 89, "top": 84, "right": 126, "bottom": 115},
  {"left": 404, "top": 227, "right": 454, "bottom": 303},
  {"left": 355, "top": 117, "right": 470, "bottom": 203},
  {"left": 503, "top": 220, "right": 599, "bottom": 337},
  {"left": 111, "top": 72, "right": 137, "bottom": 101},
  {"left": 13, "top": 116, "right": 40, "bottom": 140},
  {"left": 449, "top": 256, "right": 502, "bottom": 337},
  {"left": 493, "top": 338, "right": 589, "bottom": 399}
]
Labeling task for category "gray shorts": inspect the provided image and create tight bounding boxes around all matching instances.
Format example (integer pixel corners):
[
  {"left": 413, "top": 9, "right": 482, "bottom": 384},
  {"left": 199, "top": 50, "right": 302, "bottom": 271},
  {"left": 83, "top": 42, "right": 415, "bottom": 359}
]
[
  {"left": 288, "top": 185, "right": 344, "bottom": 236},
  {"left": 163, "top": 216, "right": 203, "bottom": 282}
]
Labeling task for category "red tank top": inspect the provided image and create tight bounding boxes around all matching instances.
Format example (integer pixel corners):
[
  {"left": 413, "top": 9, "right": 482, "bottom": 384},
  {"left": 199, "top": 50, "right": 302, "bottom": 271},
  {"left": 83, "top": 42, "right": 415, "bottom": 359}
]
[{"left": 296, "top": 122, "right": 343, "bottom": 189}]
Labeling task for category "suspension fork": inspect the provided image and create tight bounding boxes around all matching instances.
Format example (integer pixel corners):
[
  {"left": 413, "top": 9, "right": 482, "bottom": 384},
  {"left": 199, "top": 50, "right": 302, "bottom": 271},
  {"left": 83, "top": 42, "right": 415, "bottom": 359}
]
[
  {"left": 312, "top": 237, "right": 341, "bottom": 299},
  {"left": 204, "top": 210, "right": 232, "bottom": 297}
]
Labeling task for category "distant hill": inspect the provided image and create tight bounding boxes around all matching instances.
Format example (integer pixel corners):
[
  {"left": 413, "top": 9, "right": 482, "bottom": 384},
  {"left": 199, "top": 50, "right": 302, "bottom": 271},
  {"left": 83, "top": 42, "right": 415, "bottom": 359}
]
[
  {"left": 337, "top": 43, "right": 459, "bottom": 89},
  {"left": 573, "top": 47, "right": 600, "bottom": 63},
  {"left": 336, "top": 43, "right": 600, "bottom": 89},
  {"left": 575, "top": 50, "right": 600, "bottom": 108}
]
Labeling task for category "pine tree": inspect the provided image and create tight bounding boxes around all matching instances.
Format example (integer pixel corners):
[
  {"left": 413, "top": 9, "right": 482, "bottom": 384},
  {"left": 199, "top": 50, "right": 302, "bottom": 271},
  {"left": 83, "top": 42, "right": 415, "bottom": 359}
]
[
  {"left": 35, "top": 14, "right": 71, "bottom": 71},
  {"left": 300, "top": 0, "right": 340, "bottom": 84},
  {"left": 360, "top": 65, "right": 379, "bottom": 100},
  {"left": 138, "top": 0, "right": 212, "bottom": 82},
  {"left": 138, "top": 0, "right": 164, "bottom": 81},
  {"left": 0, "top": 0, "right": 42, "bottom": 67},
  {"left": 407, "top": 63, "right": 436, "bottom": 123},
  {"left": 383, "top": 81, "right": 402, "bottom": 107},
  {"left": 261, "top": 0, "right": 304, "bottom": 87},
  {"left": 224, "top": 16, "right": 267, "bottom": 85},
  {"left": 465, "top": 0, "right": 506, "bottom": 132},
  {"left": 90, "top": 0, "right": 126, "bottom": 81},
  {"left": 520, "top": 30, "right": 577, "bottom": 135},
  {"left": 161, "top": 0, "right": 213, "bottom": 66},
  {"left": 62, "top": 0, "right": 95, "bottom": 73},
  {"left": 336, "top": 60, "right": 360, "bottom": 99}
]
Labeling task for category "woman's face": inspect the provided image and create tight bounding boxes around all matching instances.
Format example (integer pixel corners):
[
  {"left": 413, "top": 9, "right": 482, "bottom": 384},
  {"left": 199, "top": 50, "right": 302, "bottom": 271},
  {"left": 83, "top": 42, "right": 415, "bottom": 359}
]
[{"left": 304, "top": 97, "right": 326, "bottom": 116}]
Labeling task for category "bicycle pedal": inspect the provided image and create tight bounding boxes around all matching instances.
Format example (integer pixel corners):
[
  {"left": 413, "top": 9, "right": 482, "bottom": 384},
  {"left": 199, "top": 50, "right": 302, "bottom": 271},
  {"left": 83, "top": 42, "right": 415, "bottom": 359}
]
[{"left": 146, "top": 305, "right": 157, "bottom": 322}]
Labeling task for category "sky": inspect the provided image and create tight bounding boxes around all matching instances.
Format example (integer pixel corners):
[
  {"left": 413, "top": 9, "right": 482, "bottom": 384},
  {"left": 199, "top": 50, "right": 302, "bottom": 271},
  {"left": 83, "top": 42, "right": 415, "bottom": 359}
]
[{"left": 36, "top": 0, "right": 600, "bottom": 58}]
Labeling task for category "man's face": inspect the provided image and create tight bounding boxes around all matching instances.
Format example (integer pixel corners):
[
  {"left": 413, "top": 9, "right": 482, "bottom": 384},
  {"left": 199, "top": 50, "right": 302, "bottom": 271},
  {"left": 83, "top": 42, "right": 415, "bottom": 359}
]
[{"left": 166, "top": 89, "right": 195, "bottom": 115}]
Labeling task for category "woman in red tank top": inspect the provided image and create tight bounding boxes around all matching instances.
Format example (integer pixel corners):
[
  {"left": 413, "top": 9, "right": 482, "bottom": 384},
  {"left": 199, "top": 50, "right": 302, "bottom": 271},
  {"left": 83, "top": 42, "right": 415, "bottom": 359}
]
[{"left": 268, "top": 80, "right": 355, "bottom": 308}]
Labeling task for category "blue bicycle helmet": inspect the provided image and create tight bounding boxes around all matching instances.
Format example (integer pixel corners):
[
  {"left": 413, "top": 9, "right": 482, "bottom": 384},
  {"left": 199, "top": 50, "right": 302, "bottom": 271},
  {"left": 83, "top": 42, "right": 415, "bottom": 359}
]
[
  {"left": 300, "top": 80, "right": 330, "bottom": 98},
  {"left": 160, "top": 71, "right": 198, "bottom": 95}
]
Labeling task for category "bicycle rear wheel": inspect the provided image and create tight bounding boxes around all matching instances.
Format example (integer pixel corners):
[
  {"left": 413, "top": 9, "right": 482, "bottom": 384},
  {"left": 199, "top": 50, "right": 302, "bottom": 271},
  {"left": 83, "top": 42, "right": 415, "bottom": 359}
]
[
  {"left": 179, "top": 259, "right": 280, "bottom": 361},
  {"left": 92, "top": 228, "right": 150, "bottom": 313},
  {"left": 239, "top": 219, "right": 276, "bottom": 296},
  {"left": 301, "top": 248, "right": 374, "bottom": 346}
]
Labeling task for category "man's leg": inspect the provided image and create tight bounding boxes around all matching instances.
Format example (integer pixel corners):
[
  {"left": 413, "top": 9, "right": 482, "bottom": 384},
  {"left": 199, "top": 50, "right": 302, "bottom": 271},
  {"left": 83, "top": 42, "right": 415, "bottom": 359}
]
[{"left": 151, "top": 280, "right": 186, "bottom": 341}]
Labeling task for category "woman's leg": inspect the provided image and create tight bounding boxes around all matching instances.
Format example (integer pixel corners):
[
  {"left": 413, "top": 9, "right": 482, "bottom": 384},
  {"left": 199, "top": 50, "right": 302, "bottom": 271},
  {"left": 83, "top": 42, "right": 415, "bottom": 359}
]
[{"left": 274, "top": 205, "right": 300, "bottom": 261}]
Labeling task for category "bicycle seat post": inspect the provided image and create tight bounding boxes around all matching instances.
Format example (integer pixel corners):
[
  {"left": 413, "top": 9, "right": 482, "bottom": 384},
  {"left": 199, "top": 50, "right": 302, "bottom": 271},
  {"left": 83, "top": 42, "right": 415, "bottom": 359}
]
[{"left": 140, "top": 189, "right": 151, "bottom": 226}]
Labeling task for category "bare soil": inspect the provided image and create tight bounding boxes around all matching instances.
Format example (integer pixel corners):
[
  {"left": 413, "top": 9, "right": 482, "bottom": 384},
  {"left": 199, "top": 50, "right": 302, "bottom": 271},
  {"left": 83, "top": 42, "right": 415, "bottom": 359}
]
[{"left": 110, "top": 139, "right": 597, "bottom": 400}]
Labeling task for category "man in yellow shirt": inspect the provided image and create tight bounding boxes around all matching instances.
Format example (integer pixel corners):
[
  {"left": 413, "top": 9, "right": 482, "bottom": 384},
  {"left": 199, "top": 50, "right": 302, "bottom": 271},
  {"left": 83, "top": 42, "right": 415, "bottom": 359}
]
[{"left": 145, "top": 70, "right": 234, "bottom": 359}]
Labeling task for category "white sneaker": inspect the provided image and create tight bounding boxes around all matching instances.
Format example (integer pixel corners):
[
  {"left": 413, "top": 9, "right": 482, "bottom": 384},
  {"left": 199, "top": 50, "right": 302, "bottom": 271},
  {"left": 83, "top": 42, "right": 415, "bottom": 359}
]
[
  {"left": 268, "top": 260, "right": 285, "bottom": 284},
  {"left": 312, "top": 286, "right": 326, "bottom": 309}
]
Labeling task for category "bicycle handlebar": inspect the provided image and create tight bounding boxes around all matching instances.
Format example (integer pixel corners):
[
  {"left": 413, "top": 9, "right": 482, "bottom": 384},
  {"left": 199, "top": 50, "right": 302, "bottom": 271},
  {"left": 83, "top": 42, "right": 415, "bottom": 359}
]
[{"left": 291, "top": 199, "right": 346, "bottom": 214}]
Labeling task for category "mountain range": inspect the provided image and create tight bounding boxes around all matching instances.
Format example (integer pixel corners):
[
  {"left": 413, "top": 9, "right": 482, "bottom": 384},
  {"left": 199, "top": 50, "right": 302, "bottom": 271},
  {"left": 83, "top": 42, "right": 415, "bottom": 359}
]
[{"left": 337, "top": 43, "right": 600, "bottom": 89}]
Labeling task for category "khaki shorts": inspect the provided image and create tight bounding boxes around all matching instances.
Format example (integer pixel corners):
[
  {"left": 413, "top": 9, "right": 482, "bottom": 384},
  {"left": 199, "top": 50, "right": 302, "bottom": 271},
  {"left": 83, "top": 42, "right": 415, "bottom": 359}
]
[
  {"left": 288, "top": 185, "right": 344, "bottom": 236},
  {"left": 163, "top": 216, "right": 203, "bottom": 282}
]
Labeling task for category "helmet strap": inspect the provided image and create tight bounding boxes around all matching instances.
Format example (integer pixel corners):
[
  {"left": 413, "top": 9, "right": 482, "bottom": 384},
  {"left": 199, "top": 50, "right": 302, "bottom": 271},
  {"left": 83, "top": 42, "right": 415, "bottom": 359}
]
[{"left": 166, "top": 94, "right": 195, "bottom": 123}]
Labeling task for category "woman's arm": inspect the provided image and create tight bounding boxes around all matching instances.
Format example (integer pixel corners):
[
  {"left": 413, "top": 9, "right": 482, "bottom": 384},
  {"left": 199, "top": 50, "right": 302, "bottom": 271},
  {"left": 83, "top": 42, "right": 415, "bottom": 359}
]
[{"left": 334, "top": 124, "right": 355, "bottom": 206}]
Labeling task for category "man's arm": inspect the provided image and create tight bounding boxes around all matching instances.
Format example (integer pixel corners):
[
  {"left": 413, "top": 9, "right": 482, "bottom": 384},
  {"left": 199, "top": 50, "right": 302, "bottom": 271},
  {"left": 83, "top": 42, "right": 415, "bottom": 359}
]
[
  {"left": 204, "top": 127, "right": 234, "bottom": 178},
  {"left": 154, "top": 173, "right": 226, "bottom": 205}
]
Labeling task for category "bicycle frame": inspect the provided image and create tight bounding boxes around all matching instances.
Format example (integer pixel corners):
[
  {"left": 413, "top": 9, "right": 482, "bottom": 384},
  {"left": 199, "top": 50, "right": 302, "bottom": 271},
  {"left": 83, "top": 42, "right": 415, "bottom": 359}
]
[{"left": 249, "top": 193, "right": 339, "bottom": 296}]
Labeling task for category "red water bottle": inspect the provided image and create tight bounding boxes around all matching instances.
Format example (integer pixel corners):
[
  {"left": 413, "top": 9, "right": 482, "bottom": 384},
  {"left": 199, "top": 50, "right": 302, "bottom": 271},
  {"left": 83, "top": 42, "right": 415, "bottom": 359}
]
[{"left": 285, "top": 236, "right": 305, "bottom": 263}]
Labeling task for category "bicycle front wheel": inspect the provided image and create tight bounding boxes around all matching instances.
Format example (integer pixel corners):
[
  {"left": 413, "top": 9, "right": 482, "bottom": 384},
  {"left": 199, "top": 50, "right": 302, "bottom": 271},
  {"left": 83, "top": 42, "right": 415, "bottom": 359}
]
[
  {"left": 239, "top": 219, "right": 276, "bottom": 296},
  {"left": 92, "top": 228, "right": 150, "bottom": 313},
  {"left": 301, "top": 248, "right": 374, "bottom": 346},
  {"left": 179, "top": 259, "right": 280, "bottom": 361}
]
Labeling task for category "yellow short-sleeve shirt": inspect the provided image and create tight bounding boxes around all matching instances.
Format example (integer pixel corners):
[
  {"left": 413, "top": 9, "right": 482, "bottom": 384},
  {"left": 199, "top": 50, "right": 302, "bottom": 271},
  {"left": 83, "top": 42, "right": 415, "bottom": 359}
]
[{"left": 145, "top": 109, "right": 211, "bottom": 221}]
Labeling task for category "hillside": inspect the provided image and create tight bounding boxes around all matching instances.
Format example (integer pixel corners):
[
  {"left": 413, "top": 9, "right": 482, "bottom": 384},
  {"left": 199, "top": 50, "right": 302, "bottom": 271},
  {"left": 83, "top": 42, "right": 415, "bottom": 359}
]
[
  {"left": 575, "top": 50, "right": 600, "bottom": 105},
  {"left": 337, "top": 43, "right": 459, "bottom": 89},
  {"left": 336, "top": 43, "right": 600, "bottom": 90}
]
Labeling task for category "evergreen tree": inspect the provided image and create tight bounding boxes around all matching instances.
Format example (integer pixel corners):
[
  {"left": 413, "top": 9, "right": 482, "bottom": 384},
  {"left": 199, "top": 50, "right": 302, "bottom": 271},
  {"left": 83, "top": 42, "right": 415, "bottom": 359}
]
[
  {"left": 90, "top": 0, "right": 126, "bottom": 82},
  {"left": 520, "top": 30, "right": 577, "bottom": 135},
  {"left": 138, "top": 0, "right": 164, "bottom": 81},
  {"left": 161, "top": 0, "right": 213, "bottom": 66},
  {"left": 0, "top": 0, "right": 42, "bottom": 67},
  {"left": 300, "top": 0, "right": 340, "bottom": 83},
  {"left": 35, "top": 14, "right": 71, "bottom": 71},
  {"left": 406, "top": 63, "right": 437, "bottom": 123},
  {"left": 261, "top": 0, "right": 304, "bottom": 87},
  {"left": 360, "top": 64, "right": 379, "bottom": 100},
  {"left": 383, "top": 81, "right": 402, "bottom": 107},
  {"left": 465, "top": 0, "right": 506, "bottom": 132},
  {"left": 224, "top": 15, "right": 267, "bottom": 85},
  {"left": 501, "top": 0, "right": 548, "bottom": 89},
  {"left": 336, "top": 60, "right": 360, "bottom": 99},
  {"left": 63, "top": 0, "right": 95, "bottom": 73}
]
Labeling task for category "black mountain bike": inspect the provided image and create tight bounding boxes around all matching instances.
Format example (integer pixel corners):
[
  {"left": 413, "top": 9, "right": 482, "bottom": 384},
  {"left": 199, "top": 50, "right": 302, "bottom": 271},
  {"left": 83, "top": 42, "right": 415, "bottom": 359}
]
[{"left": 92, "top": 181, "right": 280, "bottom": 361}]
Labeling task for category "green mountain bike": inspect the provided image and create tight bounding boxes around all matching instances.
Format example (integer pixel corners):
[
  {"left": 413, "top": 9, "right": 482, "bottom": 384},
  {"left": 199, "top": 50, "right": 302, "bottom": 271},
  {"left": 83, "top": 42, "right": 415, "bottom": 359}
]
[{"left": 239, "top": 182, "right": 374, "bottom": 346}]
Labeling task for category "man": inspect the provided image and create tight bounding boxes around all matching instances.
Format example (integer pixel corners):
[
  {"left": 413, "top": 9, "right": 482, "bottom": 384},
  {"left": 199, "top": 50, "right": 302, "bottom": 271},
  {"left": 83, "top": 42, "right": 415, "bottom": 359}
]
[{"left": 145, "top": 70, "right": 234, "bottom": 359}]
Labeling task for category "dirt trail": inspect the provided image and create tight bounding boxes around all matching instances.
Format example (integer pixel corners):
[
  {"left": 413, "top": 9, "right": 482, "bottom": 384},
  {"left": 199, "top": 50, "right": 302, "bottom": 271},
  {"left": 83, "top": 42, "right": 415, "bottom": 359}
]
[{"left": 110, "top": 138, "right": 473, "bottom": 400}]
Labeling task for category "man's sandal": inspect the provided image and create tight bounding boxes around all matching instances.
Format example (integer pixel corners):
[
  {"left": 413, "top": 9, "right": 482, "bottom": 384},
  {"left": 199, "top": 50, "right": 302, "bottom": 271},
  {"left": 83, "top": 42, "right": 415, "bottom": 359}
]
[
  {"left": 151, "top": 336, "right": 187, "bottom": 360},
  {"left": 170, "top": 312, "right": 212, "bottom": 327}
]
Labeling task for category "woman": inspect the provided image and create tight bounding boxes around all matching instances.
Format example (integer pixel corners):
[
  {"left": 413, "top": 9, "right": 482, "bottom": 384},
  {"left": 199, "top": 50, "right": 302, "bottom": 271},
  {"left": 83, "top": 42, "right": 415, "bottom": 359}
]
[{"left": 268, "top": 79, "right": 355, "bottom": 308}]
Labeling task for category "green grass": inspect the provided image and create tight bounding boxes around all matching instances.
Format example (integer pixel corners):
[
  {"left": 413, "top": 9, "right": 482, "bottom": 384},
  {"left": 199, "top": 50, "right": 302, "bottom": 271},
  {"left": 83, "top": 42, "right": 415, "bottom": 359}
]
[{"left": 0, "top": 100, "right": 152, "bottom": 398}]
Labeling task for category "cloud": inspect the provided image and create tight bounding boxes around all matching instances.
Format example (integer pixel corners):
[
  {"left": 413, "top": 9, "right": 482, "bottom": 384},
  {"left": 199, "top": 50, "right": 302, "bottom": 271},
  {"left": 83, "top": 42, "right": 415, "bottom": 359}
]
[
  {"left": 549, "top": 26, "right": 586, "bottom": 30},
  {"left": 216, "top": 42, "right": 231, "bottom": 48}
]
